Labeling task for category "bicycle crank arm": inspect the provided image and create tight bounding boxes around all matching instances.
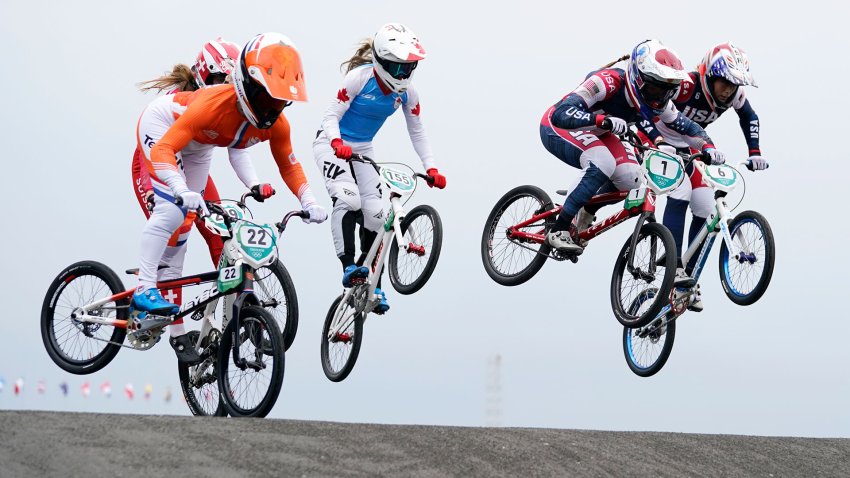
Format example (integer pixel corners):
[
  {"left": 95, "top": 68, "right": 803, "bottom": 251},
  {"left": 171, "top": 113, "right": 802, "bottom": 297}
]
[{"left": 72, "top": 314, "right": 126, "bottom": 327}]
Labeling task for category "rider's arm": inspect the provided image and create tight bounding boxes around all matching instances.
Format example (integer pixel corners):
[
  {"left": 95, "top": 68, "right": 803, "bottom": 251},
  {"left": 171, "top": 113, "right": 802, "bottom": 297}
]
[
  {"left": 735, "top": 96, "right": 761, "bottom": 156},
  {"left": 550, "top": 69, "right": 621, "bottom": 130},
  {"left": 269, "top": 116, "right": 316, "bottom": 205},
  {"left": 402, "top": 86, "right": 436, "bottom": 171},
  {"left": 319, "top": 67, "right": 370, "bottom": 142},
  {"left": 226, "top": 148, "right": 260, "bottom": 189},
  {"left": 657, "top": 102, "right": 715, "bottom": 151},
  {"left": 635, "top": 119, "right": 663, "bottom": 145},
  {"left": 149, "top": 103, "right": 212, "bottom": 194}
]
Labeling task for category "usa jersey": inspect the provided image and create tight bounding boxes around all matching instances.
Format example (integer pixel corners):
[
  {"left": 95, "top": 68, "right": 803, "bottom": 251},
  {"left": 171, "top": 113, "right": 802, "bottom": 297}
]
[
  {"left": 543, "top": 68, "right": 715, "bottom": 151},
  {"left": 669, "top": 72, "right": 761, "bottom": 155},
  {"left": 318, "top": 64, "right": 434, "bottom": 170}
]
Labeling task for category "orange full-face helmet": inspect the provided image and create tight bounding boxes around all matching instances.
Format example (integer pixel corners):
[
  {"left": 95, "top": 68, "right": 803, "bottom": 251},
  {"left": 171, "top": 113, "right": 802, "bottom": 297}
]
[{"left": 233, "top": 33, "right": 308, "bottom": 129}]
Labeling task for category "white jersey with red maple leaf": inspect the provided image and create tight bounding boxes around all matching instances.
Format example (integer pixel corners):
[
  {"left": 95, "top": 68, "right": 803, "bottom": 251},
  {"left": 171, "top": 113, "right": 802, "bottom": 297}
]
[{"left": 318, "top": 64, "right": 434, "bottom": 171}]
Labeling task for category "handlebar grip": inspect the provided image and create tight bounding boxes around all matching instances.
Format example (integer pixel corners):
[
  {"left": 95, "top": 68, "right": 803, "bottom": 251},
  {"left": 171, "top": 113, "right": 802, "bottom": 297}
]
[
  {"left": 600, "top": 117, "right": 612, "bottom": 131},
  {"left": 175, "top": 197, "right": 183, "bottom": 206}
]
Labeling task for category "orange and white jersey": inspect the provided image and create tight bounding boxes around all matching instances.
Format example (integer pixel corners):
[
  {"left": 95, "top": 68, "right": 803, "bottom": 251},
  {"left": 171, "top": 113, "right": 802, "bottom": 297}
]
[{"left": 137, "top": 84, "right": 311, "bottom": 201}]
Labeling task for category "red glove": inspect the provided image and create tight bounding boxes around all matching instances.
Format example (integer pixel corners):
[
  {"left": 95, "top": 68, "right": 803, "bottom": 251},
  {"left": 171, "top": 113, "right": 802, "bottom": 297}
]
[
  {"left": 426, "top": 168, "right": 446, "bottom": 189},
  {"left": 251, "top": 183, "right": 276, "bottom": 202},
  {"left": 331, "top": 138, "right": 352, "bottom": 160}
]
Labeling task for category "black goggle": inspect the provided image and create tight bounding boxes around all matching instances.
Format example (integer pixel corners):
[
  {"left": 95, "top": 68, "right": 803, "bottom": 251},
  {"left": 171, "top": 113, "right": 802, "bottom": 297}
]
[
  {"left": 374, "top": 55, "right": 418, "bottom": 80},
  {"left": 205, "top": 72, "right": 228, "bottom": 86},
  {"left": 639, "top": 80, "right": 677, "bottom": 108}
]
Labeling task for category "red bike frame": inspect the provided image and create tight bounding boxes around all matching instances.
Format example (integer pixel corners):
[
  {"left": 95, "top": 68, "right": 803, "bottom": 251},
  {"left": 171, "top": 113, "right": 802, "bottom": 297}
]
[{"left": 506, "top": 189, "right": 658, "bottom": 244}]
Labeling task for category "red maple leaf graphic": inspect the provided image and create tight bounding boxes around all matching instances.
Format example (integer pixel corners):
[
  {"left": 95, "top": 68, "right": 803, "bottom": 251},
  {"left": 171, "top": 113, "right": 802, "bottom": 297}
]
[
  {"left": 337, "top": 88, "right": 350, "bottom": 103},
  {"left": 411, "top": 102, "right": 421, "bottom": 116}
]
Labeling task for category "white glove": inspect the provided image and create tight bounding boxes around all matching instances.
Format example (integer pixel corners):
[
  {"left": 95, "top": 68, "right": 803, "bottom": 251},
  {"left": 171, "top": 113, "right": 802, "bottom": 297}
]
[
  {"left": 302, "top": 203, "right": 328, "bottom": 224},
  {"left": 605, "top": 116, "right": 628, "bottom": 136},
  {"left": 176, "top": 190, "right": 208, "bottom": 215},
  {"left": 704, "top": 148, "right": 726, "bottom": 165},
  {"left": 748, "top": 155, "right": 769, "bottom": 171}
]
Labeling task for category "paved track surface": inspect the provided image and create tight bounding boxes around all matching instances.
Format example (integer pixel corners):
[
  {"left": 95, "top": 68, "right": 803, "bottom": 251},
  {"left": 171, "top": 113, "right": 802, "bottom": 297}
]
[{"left": 1, "top": 411, "right": 847, "bottom": 477}]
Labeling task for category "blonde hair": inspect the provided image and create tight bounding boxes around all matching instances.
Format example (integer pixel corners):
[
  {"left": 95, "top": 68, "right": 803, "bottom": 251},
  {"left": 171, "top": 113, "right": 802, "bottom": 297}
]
[
  {"left": 340, "top": 39, "right": 374, "bottom": 73},
  {"left": 600, "top": 54, "right": 630, "bottom": 69},
  {"left": 138, "top": 64, "right": 198, "bottom": 93}
]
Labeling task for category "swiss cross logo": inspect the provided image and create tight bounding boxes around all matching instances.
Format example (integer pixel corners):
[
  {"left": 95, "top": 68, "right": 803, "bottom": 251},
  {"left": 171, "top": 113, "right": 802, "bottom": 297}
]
[
  {"left": 411, "top": 102, "right": 421, "bottom": 116},
  {"left": 337, "top": 88, "right": 350, "bottom": 103}
]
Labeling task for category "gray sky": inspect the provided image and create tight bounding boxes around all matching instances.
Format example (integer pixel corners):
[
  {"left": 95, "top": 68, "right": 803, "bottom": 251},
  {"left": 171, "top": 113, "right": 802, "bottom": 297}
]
[{"left": 1, "top": 0, "right": 848, "bottom": 437}]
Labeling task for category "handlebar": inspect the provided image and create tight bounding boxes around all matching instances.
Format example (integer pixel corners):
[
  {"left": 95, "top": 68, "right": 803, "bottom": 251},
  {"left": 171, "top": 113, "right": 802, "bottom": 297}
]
[
  {"left": 275, "top": 210, "right": 308, "bottom": 233},
  {"left": 349, "top": 153, "right": 435, "bottom": 186}
]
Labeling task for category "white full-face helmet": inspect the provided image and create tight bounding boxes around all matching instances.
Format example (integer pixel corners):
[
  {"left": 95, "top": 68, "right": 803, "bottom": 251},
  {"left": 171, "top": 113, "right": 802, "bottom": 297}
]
[{"left": 372, "top": 23, "right": 427, "bottom": 93}]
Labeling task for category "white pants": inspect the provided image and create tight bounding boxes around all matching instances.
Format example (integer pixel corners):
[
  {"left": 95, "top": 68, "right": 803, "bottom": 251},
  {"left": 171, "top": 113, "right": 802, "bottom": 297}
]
[
  {"left": 312, "top": 134, "right": 385, "bottom": 258},
  {"left": 136, "top": 101, "right": 214, "bottom": 291}
]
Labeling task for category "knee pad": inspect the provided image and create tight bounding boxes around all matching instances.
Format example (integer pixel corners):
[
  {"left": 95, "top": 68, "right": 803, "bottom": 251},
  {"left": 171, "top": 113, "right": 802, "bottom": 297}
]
[
  {"left": 610, "top": 163, "right": 641, "bottom": 191},
  {"left": 668, "top": 178, "right": 693, "bottom": 201},
  {"left": 361, "top": 198, "right": 385, "bottom": 232},
  {"left": 583, "top": 146, "right": 617, "bottom": 177},
  {"left": 690, "top": 187, "right": 715, "bottom": 218},
  {"left": 330, "top": 181, "right": 361, "bottom": 212}
]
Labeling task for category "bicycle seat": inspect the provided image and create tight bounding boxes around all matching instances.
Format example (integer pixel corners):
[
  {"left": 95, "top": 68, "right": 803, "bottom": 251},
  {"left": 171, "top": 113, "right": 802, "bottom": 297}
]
[
  {"left": 125, "top": 265, "right": 169, "bottom": 275},
  {"left": 556, "top": 190, "right": 568, "bottom": 196}
]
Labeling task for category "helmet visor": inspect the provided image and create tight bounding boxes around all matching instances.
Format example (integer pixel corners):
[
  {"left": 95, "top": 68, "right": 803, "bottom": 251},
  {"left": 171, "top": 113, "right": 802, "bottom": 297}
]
[{"left": 375, "top": 55, "right": 418, "bottom": 79}]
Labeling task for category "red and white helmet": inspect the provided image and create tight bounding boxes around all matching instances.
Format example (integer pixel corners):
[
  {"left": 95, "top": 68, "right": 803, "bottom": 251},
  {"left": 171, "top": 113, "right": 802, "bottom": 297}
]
[
  {"left": 192, "top": 38, "right": 240, "bottom": 88},
  {"left": 698, "top": 42, "right": 757, "bottom": 111},
  {"left": 372, "top": 23, "right": 427, "bottom": 93},
  {"left": 625, "top": 39, "right": 692, "bottom": 117}
]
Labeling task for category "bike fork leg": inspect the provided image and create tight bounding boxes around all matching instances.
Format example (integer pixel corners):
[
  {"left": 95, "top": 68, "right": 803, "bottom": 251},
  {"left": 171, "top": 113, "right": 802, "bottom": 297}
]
[{"left": 626, "top": 212, "right": 653, "bottom": 274}]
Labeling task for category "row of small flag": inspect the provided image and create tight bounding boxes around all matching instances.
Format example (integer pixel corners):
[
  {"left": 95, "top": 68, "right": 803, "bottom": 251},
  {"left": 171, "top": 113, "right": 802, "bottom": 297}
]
[{"left": 0, "top": 377, "right": 173, "bottom": 402}]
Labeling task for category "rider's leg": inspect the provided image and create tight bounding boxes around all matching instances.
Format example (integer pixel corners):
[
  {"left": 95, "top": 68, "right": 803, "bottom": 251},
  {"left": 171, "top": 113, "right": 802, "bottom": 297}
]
[
  {"left": 356, "top": 153, "right": 390, "bottom": 313},
  {"left": 663, "top": 165, "right": 698, "bottom": 287},
  {"left": 134, "top": 101, "right": 188, "bottom": 313},
  {"left": 539, "top": 125, "right": 615, "bottom": 252},
  {"left": 313, "top": 135, "right": 370, "bottom": 285},
  {"left": 686, "top": 181, "right": 714, "bottom": 275}
]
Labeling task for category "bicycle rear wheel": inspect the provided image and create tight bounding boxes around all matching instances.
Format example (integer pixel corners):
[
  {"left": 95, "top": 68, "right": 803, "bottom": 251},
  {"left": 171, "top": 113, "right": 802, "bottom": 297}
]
[
  {"left": 481, "top": 185, "right": 554, "bottom": 286},
  {"left": 254, "top": 260, "right": 299, "bottom": 350},
  {"left": 178, "top": 330, "right": 227, "bottom": 417},
  {"left": 719, "top": 210, "right": 775, "bottom": 306},
  {"left": 320, "top": 293, "right": 364, "bottom": 382},
  {"left": 611, "top": 222, "right": 677, "bottom": 328},
  {"left": 388, "top": 204, "right": 443, "bottom": 295},
  {"left": 217, "top": 306, "right": 284, "bottom": 418},
  {"left": 622, "top": 289, "right": 676, "bottom": 377},
  {"left": 41, "top": 261, "right": 128, "bottom": 375}
]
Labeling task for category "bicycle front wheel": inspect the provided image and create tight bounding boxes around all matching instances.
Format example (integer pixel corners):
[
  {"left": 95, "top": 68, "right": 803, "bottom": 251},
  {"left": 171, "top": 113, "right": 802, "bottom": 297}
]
[
  {"left": 217, "top": 306, "right": 284, "bottom": 418},
  {"left": 41, "top": 261, "right": 128, "bottom": 375},
  {"left": 178, "top": 330, "right": 227, "bottom": 417},
  {"left": 622, "top": 288, "right": 676, "bottom": 377},
  {"left": 611, "top": 222, "right": 677, "bottom": 328},
  {"left": 481, "top": 185, "right": 554, "bottom": 286},
  {"left": 388, "top": 204, "right": 443, "bottom": 295},
  {"left": 719, "top": 210, "right": 775, "bottom": 306},
  {"left": 254, "top": 260, "right": 299, "bottom": 351},
  {"left": 320, "top": 293, "right": 364, "bottom": 382}
]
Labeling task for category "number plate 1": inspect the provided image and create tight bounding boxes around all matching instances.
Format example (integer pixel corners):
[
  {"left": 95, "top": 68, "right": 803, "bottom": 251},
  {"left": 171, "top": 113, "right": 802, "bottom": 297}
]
[{"left": 643, "top": 150, "right": 684, "bottom": 194}]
